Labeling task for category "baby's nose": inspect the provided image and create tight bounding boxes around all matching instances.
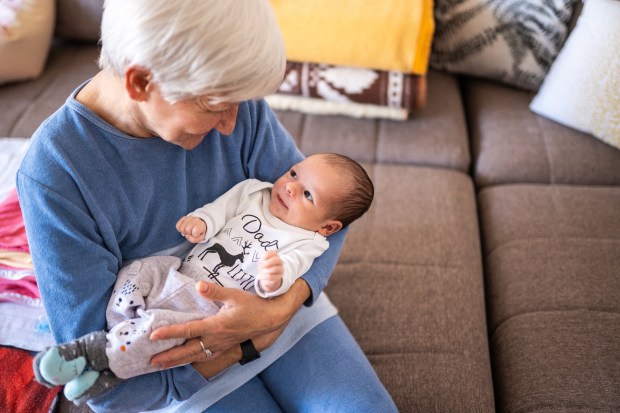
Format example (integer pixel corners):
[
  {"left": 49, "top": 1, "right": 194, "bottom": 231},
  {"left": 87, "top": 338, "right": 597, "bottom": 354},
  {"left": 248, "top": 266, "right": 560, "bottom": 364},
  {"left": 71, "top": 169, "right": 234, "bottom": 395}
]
[{"left": 286, "top": 182, "right": 296, "bottom": 196}]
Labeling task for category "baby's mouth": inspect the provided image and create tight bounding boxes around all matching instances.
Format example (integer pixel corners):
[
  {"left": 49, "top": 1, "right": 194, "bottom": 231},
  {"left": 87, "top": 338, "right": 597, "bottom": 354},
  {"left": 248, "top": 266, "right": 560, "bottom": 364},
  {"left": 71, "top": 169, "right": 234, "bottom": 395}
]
[{"left": 277, "top": 194, "right": 288, "bottom": 209}]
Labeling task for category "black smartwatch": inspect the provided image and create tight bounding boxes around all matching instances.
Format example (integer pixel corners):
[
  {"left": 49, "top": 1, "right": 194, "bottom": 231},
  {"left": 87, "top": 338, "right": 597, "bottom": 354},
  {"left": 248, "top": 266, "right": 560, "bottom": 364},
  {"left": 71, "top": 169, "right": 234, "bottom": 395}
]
[{"left": 239, "top": 339, "right": 261, "bottom": 365}]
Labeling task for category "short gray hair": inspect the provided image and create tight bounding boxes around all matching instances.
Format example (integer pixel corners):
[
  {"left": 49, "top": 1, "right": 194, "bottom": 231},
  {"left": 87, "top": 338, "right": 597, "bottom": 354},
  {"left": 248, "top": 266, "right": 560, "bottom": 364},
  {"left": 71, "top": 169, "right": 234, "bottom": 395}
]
[{"left": 99, "top": 0, "right": 286, "bottom": 104}]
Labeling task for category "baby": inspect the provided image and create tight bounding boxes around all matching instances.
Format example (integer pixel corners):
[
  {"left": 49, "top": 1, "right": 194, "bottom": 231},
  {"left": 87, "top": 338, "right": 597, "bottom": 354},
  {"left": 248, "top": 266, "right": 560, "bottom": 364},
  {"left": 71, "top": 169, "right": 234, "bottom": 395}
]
[{"left": 33, "top": 153, "right": 374, "bottom": 403}]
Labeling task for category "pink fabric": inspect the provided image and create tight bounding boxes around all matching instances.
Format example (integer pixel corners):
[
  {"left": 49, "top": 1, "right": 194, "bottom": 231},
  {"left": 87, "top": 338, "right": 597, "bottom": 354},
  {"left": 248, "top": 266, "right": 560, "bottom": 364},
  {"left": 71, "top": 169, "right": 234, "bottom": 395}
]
[
  {"left": 0, "top": 189, "right": 29, "bottom": 253},
  {"left": 0, "top": 276, "right": 40, "bottom": 302},
  {"left": 0, "top": 188, "right": 41, "bottom": 304},
  {"left": 0, "top": 189, "right": 49, "bottom": 352}
]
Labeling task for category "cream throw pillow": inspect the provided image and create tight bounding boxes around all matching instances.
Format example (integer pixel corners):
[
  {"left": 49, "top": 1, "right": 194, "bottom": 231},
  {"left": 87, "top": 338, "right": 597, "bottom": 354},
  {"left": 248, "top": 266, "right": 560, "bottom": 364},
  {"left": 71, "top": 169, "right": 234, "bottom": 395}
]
[
  {"left": 0, "top": 0, "right": 55, "bottom": 84},
  {"left": 530, "top": 0, "right": 620, "bottom": 150}
]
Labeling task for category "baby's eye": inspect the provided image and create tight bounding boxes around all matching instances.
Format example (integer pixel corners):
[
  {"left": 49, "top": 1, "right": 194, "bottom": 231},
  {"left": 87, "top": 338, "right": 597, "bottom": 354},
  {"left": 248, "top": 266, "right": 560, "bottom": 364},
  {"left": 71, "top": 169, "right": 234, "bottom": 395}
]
[
  {"left": 304, "top": 190, "right": 314, "bottom": 202},
  {"left": 290, "top": 170, "right": 297, "bottom": 178}
]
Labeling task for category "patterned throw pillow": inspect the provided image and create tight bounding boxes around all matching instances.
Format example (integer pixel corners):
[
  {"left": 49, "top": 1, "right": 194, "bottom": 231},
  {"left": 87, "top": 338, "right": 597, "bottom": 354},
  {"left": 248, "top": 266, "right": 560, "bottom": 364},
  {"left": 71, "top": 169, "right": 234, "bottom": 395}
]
[{"left": 430, "top": 0, "right": 578, "bottom": 90}]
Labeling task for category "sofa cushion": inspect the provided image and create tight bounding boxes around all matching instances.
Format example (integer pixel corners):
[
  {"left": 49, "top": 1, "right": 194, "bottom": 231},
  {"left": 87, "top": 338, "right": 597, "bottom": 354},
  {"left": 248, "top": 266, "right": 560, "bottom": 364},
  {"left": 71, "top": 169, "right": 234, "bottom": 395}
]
[
  {"left": 479, "top": 184, "right": 620, "bottom": 412},
  {"left": 276, "top": 70, "right": 470, "bottom": 172},
  {"left": 55, "top": 0, "right": 103, "bottom": 41},
  {"left": 0, "top": 0, "right": 55, "bottom": 85},
  {"left": 327, "top": 164, "right": 494, "bottom": 411},
  {"left": 530, "top": 0, "right": 620, "bottom": 151},
  {"left": 0, "top": 43, "right": 100, "bottom": 137},
  {"left": 465, "top": 78, "right": 620, "bottom": 187},
  {"left": 493, "top": 312, "right": 619, "bottom": 413}
]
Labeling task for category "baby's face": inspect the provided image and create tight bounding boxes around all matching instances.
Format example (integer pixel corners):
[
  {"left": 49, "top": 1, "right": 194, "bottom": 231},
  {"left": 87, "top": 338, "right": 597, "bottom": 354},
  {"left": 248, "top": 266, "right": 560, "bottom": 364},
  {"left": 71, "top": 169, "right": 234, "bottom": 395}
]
[{"left": 269, "top": 156, "right": 342, "bottom": 233}]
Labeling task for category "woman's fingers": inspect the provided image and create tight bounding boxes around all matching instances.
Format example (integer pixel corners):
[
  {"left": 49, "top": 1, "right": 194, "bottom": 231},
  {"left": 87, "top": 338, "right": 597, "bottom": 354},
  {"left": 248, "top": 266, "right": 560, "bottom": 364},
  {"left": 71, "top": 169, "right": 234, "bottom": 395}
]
[
  {"left": 149, "top": 315, "right": 242, "bottom": 350},
  {"left": 150, "top": 318, "right": 209, "bottom": 341},
  {"left": 150, "top": 338, "right": 218, "bottom": 369},
  {"left": 194, "top": 279, "right": 232, "bottom": 302},
  {"left": 149, "top": 282, "right": 249, "bottom": 347}
]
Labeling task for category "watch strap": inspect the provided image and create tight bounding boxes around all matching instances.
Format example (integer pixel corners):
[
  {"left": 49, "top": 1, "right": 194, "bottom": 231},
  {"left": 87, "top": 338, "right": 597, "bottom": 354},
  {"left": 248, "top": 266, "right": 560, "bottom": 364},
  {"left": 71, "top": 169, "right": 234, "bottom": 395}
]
[{"left": 239, "top": 339, "right": 261, "bottom": 365}]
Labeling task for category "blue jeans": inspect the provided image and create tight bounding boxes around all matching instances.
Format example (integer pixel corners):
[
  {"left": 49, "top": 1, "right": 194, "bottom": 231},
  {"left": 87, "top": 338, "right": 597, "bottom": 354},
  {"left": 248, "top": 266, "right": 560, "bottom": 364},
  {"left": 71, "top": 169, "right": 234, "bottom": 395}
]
[{"left": 206, "top": 316, "right": 398, "bottom": 412}]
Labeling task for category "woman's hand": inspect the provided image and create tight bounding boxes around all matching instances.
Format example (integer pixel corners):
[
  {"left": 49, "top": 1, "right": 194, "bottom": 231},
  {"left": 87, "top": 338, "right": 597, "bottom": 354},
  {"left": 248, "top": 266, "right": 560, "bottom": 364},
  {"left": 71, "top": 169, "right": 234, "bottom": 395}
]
[
  {"left": 190, "top": 324, "right": 286, "bottom": 379},
  {"left": 148, "top": 278, "right": 310, "bottom": 370}
]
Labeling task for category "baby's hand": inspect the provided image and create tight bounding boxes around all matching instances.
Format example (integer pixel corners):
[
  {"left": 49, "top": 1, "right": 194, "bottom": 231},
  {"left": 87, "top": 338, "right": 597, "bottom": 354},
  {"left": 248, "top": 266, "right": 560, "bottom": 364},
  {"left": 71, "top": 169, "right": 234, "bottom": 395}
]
[
  {"left": 176, "top": 216, "right": 207, "bottom": 243},
  {"left": 257, "top": 251, "right": 283, "bottom": 293}
]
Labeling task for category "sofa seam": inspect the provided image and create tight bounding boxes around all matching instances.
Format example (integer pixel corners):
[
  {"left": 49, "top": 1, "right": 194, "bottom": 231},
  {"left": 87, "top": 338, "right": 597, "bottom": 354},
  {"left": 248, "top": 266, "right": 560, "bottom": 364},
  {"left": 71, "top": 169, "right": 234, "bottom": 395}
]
[
  {"left": 366, "top": 349, "right": 464, "bottom": 358},
  {"left": 536, "top": 114, "right": 556, "bottom": 185},
  {"left": 336, "top": 260, "right": 469, "bottom": 270},
  {"left": 490, "top": 308, "right": 620, "bottom": 339},
  {"left": 511, "top": 402, "right": 620, "bottom": 413},
  {"left": 373, "top": 119, "right": 380, "bottom": 164},
  {"left": 485, "top": 236, "right": 620, "bottom": 262}
]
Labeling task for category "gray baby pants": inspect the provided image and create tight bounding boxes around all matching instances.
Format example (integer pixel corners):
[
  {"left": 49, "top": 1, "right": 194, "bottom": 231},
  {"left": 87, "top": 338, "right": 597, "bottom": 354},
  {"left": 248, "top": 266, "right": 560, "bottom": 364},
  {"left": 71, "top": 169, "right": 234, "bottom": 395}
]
[{"left": 105, "top": 255, "right": 220, "bottom": 379}]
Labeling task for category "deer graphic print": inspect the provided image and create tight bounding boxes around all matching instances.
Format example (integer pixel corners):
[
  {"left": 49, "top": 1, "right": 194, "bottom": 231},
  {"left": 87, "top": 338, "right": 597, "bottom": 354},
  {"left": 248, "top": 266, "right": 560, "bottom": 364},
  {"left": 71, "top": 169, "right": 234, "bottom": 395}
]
[{"left": 196, "top": 241, "right": 253, "bottom": 273}]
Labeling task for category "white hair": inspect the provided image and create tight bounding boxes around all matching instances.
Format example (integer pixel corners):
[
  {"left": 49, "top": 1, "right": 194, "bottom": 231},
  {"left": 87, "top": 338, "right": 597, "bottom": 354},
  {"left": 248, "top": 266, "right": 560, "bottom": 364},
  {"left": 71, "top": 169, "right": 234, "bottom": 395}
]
[{"left": 99, "top": 0, "right": 286, "bottom": 104}]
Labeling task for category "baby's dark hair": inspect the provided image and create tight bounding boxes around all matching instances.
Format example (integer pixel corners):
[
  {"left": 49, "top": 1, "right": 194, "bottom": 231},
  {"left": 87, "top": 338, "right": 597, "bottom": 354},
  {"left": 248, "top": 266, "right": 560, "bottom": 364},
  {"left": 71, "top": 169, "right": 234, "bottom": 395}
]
[{"left": 319, "top": 153, "right": 374, "bottom": 228}]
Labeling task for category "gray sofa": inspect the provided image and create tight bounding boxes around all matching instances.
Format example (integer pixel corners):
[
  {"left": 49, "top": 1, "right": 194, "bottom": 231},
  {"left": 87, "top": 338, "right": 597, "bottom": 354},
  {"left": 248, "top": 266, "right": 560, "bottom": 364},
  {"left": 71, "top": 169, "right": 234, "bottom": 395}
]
[{"left": 1, "top": 3, "right": 618, "bottom": 413}]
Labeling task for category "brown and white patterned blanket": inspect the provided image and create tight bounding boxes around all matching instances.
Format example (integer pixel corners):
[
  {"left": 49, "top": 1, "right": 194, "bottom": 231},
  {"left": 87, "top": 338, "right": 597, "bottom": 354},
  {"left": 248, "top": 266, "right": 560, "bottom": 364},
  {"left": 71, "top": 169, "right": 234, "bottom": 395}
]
[
  {"left": 268, "top": 61, "right": 426, "bottom": 120},
  {"left": 276, "top": 61, "right": 427, "bottom": 115}
]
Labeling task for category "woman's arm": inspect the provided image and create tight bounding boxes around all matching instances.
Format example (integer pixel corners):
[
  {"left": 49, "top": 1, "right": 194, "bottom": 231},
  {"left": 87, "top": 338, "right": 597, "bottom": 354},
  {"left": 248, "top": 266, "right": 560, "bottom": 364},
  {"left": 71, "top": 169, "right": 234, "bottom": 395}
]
[
  {"left": 17, "top": 164, "right": 208, "bottom": 412},
  {"left": 16, "top": 173, "right": 118, "bottom": 343}
]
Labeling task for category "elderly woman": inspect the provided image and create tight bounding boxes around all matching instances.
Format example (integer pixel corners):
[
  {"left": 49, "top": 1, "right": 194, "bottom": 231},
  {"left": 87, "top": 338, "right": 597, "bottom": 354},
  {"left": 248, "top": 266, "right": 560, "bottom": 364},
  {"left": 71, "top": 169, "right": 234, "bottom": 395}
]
[{"left": 17, "top": 0, "right": 397, "bottom": 412}]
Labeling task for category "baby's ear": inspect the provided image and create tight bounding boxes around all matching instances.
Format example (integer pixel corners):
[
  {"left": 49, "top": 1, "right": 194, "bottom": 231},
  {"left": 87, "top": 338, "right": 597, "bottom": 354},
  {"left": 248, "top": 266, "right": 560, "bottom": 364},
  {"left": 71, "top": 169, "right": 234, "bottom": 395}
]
[{"left": 318, "top": 220, "right": 342, "bottom": 236}]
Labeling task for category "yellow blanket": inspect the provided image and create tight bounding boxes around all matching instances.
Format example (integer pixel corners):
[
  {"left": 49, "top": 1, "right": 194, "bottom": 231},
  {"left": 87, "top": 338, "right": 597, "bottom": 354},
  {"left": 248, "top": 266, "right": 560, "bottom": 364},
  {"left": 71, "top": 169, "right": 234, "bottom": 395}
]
[
  {"left": 270, "top": 0, "right": 435, "bottom": 75},
  {"left": 0, "top": 251, "right": 33, "bottom": 269}
]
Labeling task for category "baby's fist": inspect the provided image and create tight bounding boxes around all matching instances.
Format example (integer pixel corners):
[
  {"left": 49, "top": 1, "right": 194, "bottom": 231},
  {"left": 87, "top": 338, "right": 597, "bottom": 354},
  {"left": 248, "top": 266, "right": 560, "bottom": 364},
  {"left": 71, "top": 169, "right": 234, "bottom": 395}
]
[
  {"left": 257, "top": 251, "right": 283, "bottom": 293},
  {"left": 176, "top": 216, "right": 207, "bottom": 243}
]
